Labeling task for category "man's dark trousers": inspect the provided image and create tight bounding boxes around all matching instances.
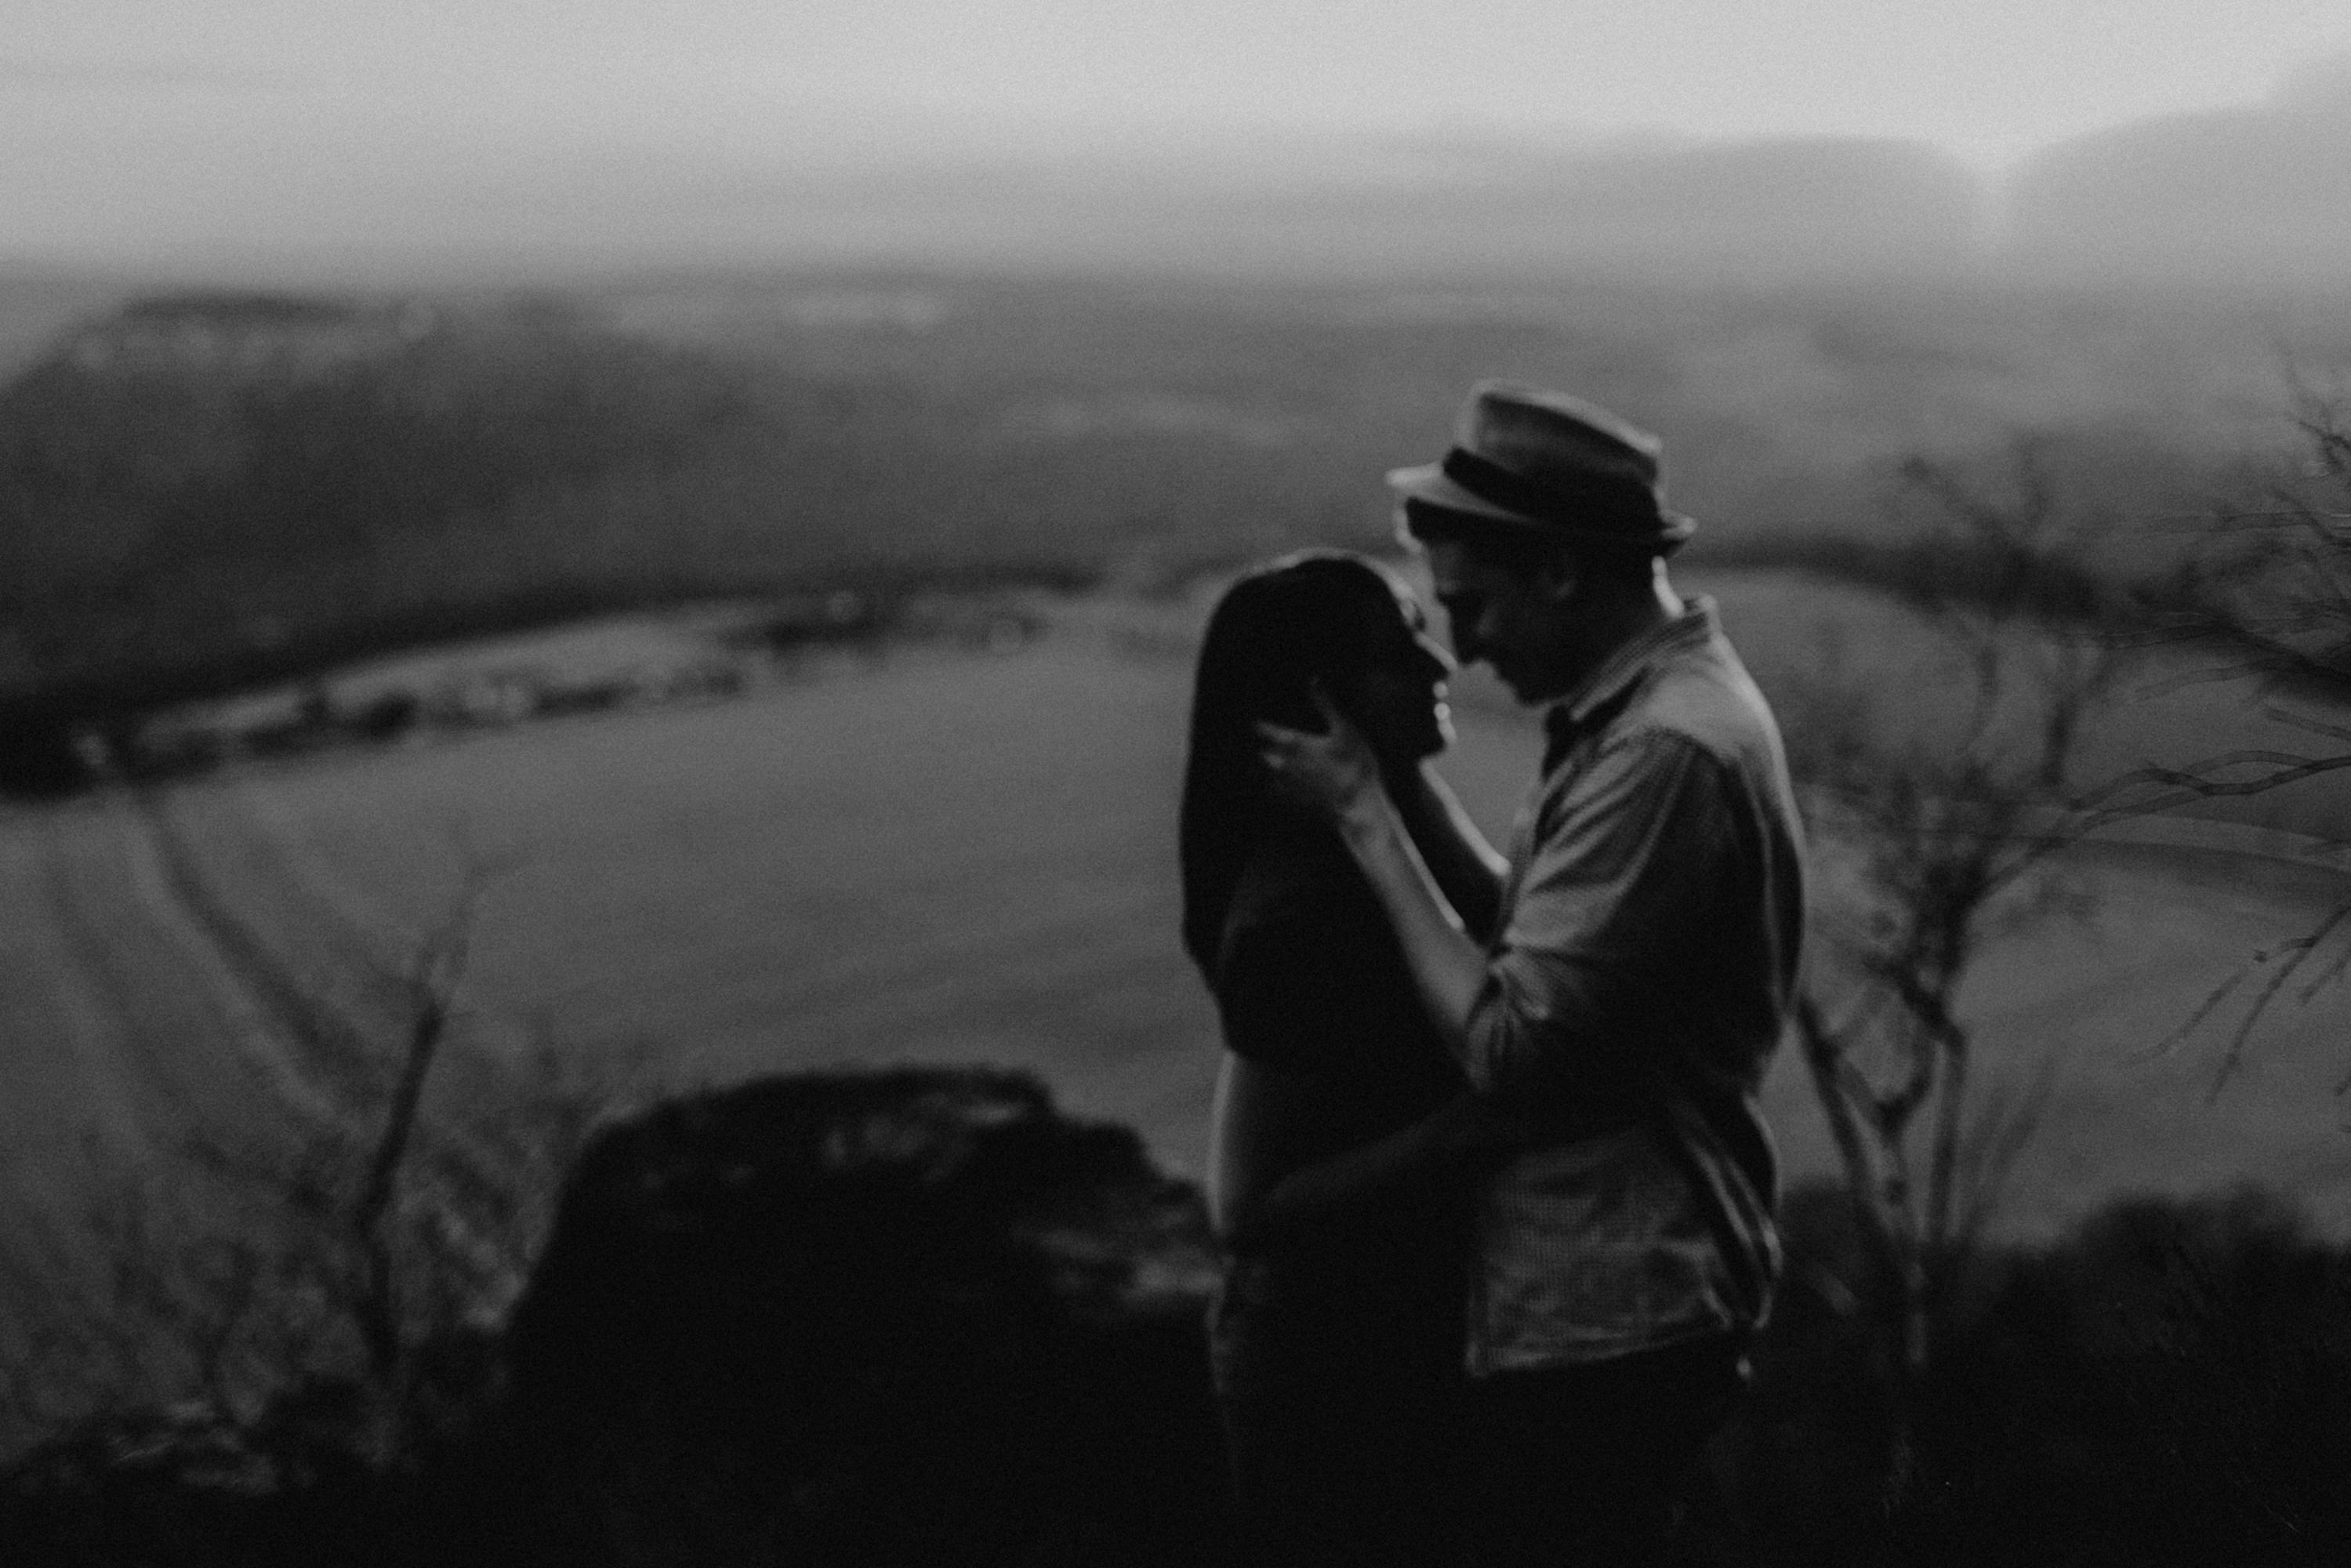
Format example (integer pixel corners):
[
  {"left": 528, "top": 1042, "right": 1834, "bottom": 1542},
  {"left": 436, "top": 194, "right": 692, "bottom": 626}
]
[{"left": 1466, "top": 1331, "right": 1747, "bottom": 1568}]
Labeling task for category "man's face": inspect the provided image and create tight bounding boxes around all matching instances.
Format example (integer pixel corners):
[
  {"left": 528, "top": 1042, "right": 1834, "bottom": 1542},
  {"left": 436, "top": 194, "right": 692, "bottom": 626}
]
[{"left": 1423, "top": 537, "right": 1581, "bottom": 705}]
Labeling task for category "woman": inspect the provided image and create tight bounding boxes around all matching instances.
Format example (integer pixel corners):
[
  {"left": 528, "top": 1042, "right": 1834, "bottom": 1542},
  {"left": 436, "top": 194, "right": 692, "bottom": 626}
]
[{"left": 1181, "top": 551, "right": 1511, "bottom": 1567}]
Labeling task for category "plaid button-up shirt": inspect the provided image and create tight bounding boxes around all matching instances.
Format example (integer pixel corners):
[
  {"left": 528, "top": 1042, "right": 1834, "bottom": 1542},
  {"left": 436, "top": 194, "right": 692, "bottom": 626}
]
[{"left": 1460, "top": 597, "right": 1805, "bottom": 1374}]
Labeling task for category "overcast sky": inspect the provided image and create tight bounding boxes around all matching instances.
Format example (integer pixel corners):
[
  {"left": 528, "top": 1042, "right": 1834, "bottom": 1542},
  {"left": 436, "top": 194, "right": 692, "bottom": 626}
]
[{"left": 7, "top": 0, "right": 2350, "bottom": 276}]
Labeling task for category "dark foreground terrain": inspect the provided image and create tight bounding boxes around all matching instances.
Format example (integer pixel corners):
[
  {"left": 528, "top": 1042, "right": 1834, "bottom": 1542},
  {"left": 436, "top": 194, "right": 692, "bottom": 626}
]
[{"left": 4, "top": 1065, "right": 2348, "bottom": 1567}]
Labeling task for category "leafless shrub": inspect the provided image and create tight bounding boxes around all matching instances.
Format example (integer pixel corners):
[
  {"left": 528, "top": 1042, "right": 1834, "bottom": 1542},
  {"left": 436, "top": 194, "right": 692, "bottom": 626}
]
[
  {"left": 1784, "top": 443, "right": 2128, "bottom": 1502},
  {"left": 0, "top": 844, "right": 638, "bottom": 1471},
  {"left": 2081, "top": 384, "right": 2351, "bottom": 1093}
]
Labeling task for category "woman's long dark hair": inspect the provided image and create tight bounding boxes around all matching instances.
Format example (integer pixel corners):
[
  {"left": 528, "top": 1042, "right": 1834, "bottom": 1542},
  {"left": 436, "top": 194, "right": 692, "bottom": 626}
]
[{"left": 1178, "top": 550, "right": 1416, "bottom": 976}]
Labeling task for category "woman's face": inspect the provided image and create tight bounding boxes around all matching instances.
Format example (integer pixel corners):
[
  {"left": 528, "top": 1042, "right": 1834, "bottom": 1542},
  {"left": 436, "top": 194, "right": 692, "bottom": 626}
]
[{"left": 1329, "top": 585, "right": 1455, "bottom": 765}]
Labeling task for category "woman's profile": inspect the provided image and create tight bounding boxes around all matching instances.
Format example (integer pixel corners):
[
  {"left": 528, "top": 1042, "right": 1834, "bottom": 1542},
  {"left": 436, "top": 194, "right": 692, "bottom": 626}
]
[{"left": 1180, "top": 550, "right": 1511, "bottom": 1567}]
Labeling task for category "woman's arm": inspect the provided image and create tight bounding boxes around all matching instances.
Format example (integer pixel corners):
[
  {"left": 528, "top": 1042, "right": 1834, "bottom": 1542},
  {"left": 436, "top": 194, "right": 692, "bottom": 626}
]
[{"left": 1206, "top": 1051, "right": 1319, "bottom": 1240}]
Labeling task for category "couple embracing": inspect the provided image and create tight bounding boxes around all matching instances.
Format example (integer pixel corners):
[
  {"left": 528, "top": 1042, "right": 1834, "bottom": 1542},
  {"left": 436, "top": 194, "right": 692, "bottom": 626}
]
[{"left": 1181, "top": 383, "right": 1807, "bottom": 1567}]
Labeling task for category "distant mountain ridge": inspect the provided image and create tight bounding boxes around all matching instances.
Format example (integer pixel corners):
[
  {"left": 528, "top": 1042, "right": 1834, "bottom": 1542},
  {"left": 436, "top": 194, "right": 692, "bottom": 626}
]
[
  {"left": 2002, "top": 56, "right": 2351, "bottom": 286},
  {"left": 18, "top": 71, "right": 2351, "bottom": 291}
]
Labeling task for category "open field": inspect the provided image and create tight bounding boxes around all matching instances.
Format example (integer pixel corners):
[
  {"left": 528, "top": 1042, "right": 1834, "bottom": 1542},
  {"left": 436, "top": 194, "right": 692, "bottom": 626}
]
[{"left": 5, "top": 569, "right": 2345, "bottom": 1360}]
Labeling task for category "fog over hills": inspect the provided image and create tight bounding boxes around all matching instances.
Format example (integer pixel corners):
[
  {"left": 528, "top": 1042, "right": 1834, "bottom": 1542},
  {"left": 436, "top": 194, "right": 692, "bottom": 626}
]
[
  {"left": 6, "top": 54, "right": 2350, "bottom": 290},
  {"left": 655, "top": 132, "right": 1994, "bottom": 285},
  {"left": 648, "top": 78, "right": 2350, "bottom": 289},
  {"left": 2002, "top": 56, "right": 2351, "bottom": 286}
]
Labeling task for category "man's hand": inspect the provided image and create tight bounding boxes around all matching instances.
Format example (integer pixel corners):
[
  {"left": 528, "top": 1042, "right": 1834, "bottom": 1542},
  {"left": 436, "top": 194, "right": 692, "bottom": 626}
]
[
  {"left": 1256, "top": 683, "right": 1383, "bottom": 826},
  {"left": 1221, "top": 1091, "right": 1530, "bottom": 1253}
]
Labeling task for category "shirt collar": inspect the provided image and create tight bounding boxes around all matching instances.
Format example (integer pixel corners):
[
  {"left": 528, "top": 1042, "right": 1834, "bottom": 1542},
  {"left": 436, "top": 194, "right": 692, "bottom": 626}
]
[{"left": 1542, "top": 596, "right": 1720, "bottom": 759}]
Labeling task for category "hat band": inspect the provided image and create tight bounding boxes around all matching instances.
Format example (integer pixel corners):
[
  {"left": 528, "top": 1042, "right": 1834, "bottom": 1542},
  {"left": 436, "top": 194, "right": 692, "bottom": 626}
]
[{"left": 1441, "top": 447, "right": 1662, "bottom": 535}]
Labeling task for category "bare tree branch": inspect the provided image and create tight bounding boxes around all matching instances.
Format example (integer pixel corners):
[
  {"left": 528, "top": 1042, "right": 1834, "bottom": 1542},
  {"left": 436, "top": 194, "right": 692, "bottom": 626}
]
[
  {"left": 2208, "top": 901, "right": 2351, "bottom": 1103},
  {"left": 1783, "top": 436, "right": 2128, "bottom": 1501}
]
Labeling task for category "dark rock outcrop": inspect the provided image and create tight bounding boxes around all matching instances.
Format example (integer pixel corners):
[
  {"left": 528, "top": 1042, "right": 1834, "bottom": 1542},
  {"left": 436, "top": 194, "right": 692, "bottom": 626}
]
[
  {"left": 0, "top": 1067, "right": 1227, "bottom": 1565},
  {"left": 491, "top": 1065, "right": 1226, "bottom": 1566}
]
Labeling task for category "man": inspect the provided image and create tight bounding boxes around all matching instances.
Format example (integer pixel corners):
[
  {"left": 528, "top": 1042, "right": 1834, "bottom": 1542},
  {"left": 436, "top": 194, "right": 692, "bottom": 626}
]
[{"left": 1258, "top": 381, "right": 1805, "bottom": 1566}]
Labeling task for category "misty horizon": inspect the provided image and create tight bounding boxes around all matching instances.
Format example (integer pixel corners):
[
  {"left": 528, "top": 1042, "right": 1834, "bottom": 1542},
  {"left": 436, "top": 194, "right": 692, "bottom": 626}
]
[{"left": 8, "top": 3, "right": 2350, "bottom": 291}]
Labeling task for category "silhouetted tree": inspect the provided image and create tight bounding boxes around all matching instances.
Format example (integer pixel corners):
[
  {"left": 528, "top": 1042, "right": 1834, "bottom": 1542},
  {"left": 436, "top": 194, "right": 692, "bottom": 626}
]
[
  {"left": 1785, "top": 443, "right": 2127, "bottom": 1504},
  {"left": 2079, "top": 386, "right": 2351, "bottom": 1091},
  {"left": 0, "top": 816, "right": 615, "bottom": 1469}
]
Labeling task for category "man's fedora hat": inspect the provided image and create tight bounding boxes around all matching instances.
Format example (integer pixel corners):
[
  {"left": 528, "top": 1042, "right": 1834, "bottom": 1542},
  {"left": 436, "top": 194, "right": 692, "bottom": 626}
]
[{"left": 1388, "top": 380, "right": 1696, "bottom": 553}]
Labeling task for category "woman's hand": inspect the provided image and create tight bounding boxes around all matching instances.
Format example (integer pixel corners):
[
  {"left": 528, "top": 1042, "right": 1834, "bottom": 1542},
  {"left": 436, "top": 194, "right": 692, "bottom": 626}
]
[{"left": 1255, "top": 682, "right": 1383, "bottom": 827}]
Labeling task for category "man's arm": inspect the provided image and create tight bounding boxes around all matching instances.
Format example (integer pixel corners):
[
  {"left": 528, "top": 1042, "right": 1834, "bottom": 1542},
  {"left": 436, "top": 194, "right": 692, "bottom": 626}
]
[
  {"left": 1392, "top": 763, "right": 1507, "bottom": 943},
  {"left": 1331, "top": 786, "right": 1489, "bottom": 1065},
  {"left": 1258, "top": 692, "right": 1492, "bottom": 1069},
  {"left": 1452, "top": 729, "right": 1737, "bottom": 1102},
  {"left": 1264, "top": 695, "right": 1736, "bottom": 1104}
]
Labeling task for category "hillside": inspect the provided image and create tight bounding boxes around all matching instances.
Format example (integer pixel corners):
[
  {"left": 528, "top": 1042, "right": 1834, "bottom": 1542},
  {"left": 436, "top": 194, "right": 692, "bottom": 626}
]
[{"left": 5, "top": 272, "right": 2349, "bottom": 792}]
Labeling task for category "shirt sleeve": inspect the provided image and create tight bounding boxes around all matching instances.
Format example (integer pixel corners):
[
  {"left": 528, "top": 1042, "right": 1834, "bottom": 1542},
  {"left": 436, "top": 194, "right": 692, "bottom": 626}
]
[{"left": 1462, "top": 726, "right": 1736, "bottom": 1104}]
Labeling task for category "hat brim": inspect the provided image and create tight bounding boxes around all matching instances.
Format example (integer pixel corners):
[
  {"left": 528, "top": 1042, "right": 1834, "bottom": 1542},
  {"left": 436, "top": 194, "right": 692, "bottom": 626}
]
[
  {"left": 1385, "top": 461, "right": 1529, "bottom": 524},
  {"left": 1385, "top": 462, "right": 1696, "bottom": 549}
]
